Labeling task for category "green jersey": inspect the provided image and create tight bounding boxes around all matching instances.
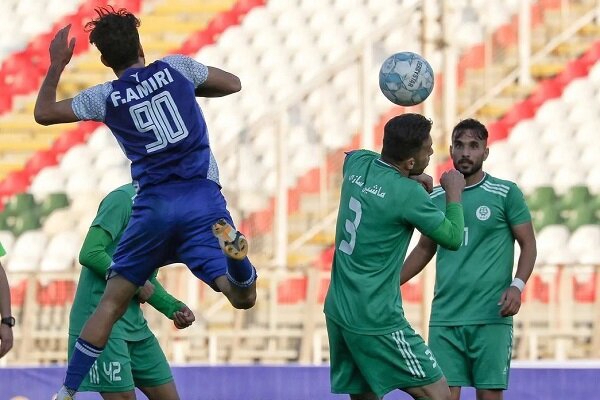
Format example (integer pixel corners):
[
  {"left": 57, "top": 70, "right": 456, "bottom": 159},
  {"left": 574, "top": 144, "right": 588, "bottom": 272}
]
[
  {"left": 69, "top": 184, "right": 152, "bottom": 341},
  {"left": 0, "top": 242, "right": 5, "bottom": 257},
  {"left": 429, "top": 173, "right": 531, "bottom": 326},
  {"left": 324, "top": 150, "right": 448, "bottom": 335}
]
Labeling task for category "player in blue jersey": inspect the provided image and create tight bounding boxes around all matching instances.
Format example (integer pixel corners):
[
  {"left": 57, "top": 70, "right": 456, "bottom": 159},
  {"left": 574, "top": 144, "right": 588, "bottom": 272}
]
[{"left": 34, "top": 8, "right": 257, "bottom": 399}]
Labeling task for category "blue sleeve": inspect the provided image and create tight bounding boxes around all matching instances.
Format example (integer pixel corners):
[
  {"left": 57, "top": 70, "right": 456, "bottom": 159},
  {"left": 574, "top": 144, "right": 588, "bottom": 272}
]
[
  {"left": 71, "top": 82, "right": 112, "bottom": 121},
  {"left": 162, "top": 55, "right": 209, "bottom": 88}
]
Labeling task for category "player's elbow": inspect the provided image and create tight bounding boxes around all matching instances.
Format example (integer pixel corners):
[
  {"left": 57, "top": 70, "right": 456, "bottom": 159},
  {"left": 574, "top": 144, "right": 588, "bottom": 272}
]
[
  {"left": 78, "top": 251, "right": 92, "bottom": 268},
  {"left": 439, "top": 236, "right": 462, "bottom": 251},
  {"left": 34, "top": 109, "right": 54, "bottom": 126},
  {"left": 226, "top": 76, "right": 241, "bottom": 94}
]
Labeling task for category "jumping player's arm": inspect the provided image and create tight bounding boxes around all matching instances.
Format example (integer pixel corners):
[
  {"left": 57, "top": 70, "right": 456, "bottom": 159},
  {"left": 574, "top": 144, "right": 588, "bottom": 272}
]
[
  {"left": 498, "top": 185, "right": 537, "bottom": 317},
  {"left": 162, "top": 54, "right": 241, "bottom": 98},
  {"left": 195, "top": 66, "right": 241, "bottom": 97},
  {"left": 34, "top": 25, "right": 79, "bottom": 125}
]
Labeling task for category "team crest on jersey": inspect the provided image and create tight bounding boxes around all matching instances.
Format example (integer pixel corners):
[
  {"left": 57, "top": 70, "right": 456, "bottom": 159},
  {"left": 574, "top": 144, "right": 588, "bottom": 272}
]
[{"left": 476, "top": 205, "right": 491, "bottom": 221}]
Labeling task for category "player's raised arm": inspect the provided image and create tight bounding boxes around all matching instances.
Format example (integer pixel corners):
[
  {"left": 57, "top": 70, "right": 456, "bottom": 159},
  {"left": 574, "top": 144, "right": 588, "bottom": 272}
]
[
  {"left": 34, "top": 25, "right": 80, "bottom": 126},
  {"left": 194, "top": 66, "right": 241, "bottom": 97}
]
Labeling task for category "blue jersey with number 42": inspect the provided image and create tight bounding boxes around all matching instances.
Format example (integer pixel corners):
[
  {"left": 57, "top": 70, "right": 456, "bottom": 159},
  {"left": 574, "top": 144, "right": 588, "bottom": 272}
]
[{"left": 72, "top": 54, "right": 220, "bottom": 189}]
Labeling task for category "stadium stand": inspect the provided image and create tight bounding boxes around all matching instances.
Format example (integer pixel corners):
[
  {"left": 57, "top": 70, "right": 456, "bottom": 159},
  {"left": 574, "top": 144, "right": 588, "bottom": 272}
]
[{"left": 0, "top": 0, "right": 598, "bottom": 367}]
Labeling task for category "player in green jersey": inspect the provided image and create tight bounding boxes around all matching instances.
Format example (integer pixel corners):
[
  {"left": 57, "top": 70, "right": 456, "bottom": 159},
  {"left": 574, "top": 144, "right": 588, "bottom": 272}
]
[
  {"left": 324, "top": 113, "right": 467, "bottom": 400},
  {"left": 68, "top": 183, "right": 194, "bottom": 399},
  {"left": 0, "top": 242, "right": 14, "bottom": 359},
  {"left": 401, "top": 119, "right": 537, "bottom": 400}
]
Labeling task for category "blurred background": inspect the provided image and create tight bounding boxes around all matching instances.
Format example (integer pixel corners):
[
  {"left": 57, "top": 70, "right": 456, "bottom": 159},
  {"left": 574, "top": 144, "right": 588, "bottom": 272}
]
[{"left": 0, "top": 0, "right": 599, "bottom": 398}]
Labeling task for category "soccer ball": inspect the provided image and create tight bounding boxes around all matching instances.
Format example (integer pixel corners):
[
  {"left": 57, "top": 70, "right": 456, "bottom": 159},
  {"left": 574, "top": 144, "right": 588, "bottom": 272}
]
[{"left": 378, "top": 52, "right": 435, "bottom": 106}]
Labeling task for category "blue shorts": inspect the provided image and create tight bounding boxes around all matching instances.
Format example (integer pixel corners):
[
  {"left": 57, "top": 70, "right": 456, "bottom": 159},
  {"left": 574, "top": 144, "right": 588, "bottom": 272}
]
[{"left": 110, "top": 179, "right": 238, "bottom": 287}]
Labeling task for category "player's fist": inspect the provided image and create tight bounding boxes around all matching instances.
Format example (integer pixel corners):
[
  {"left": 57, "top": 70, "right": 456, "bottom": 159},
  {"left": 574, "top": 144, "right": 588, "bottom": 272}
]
[
  {"left": 440, "top": 169, "right": 465, "bottom": 200},
  {"left": 173, "top": 305, "right": 195, "bottom": 329},
  {"left": 410, "top": 173, "right": 434, "bottom": 193}
]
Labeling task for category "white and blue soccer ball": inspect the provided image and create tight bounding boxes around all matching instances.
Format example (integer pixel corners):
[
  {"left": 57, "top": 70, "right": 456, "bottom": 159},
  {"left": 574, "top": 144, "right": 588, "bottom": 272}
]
[{"left": 378, "top": 52, "right": 435, "bottom": 107}]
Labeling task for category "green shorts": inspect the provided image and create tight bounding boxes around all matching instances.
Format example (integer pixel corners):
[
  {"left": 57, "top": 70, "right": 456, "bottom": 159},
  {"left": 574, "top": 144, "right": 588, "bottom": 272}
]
[
  {"left": 68, "top": 334, "right": 173, "bottom": 393},
  {"left": 326, "top": 317, "right": 444, "bottom": 398},
  {"left": 428, "top": 324, "right": 513, "bottom": 390}
]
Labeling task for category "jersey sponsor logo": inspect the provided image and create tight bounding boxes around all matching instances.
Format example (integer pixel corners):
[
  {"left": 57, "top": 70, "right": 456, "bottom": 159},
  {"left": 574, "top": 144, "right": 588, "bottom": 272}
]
[
  {"left": 111, "top": 67, "right": 175, "bottom": 106},
  {"left": 476, "top": 205, "right": 491, "bottom": 221}
]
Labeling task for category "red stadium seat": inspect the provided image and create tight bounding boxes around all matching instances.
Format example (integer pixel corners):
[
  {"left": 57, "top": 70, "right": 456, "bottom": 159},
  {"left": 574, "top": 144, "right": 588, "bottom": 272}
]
[
  {"left": 556, "top": 58, "right": 590, "bottom": 86},
  {"left": 10, "top": 280, "right": 28, "bottom": 307},
  {"left": 493, "top": 22, "right": 518, "bottom": 47},
  {"left": 232, "top": 0, "right": 266, "bottom": 15},
  {"left": 37, "top": 280, "right": 76, "bottom": 306},
  {"left": 318, "top": 277, "right": 330, "bottom": 303},
  {"left": 318, "top": 246, "right": 335, "bottom": 270},
  {"left": 297, "top": 168, "right": 320, "bottom": 194},
  {"left": 0, "top": 171, "right": 30, "bottom": 200},
  {"left": 51, "top": 131, "right": 86, "bottom": 155},
  {"left": 487, "top": 120, "right": 510, "bottom": 142},
  {"left": 501, "top": 98, "right": 536, "bottom": 130},
  {"left": 401, "top": 281, "right": 423, "bottom": 303},
  {"left": 529, "top": 78, "right": 564, "bottom": 108},
  {"left": 24, "top": 150, "right": 59, "bottom": 177},
  {"left": 178, "top": 31, "right": 216, "bottom": 54},
  {"left": 277, "top": 277, "right": 307, "bottom": 304},
  {"left": 573, "top": 273, "right": 596, "bottom": 303}
]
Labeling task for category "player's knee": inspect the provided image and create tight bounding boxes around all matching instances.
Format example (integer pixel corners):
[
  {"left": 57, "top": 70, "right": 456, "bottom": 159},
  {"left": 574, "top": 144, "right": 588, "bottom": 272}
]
[
  {"left": 97, "top": 298, "right": 129, "bottom": 322},
  {"left": 101, "top": 391, "right": 136, "bottom": 400},
  {"left": 476, "top": 390, "right": 503, "bottom": 400},
  {"left": 231, "top": 291, "right": 256, "bottom": 309}
]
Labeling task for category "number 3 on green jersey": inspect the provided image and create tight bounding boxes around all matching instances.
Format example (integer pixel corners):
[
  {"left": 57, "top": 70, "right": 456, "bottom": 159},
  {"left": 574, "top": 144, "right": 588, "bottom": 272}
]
[{"left": 339, "top": 197, "right": 362, "bottom": 255}]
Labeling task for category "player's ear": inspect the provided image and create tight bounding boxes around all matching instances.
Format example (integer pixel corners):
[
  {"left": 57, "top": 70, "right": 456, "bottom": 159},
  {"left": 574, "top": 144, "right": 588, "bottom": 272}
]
[
  {"left": 404, "top": 157, "right": 416, "bottom": 171},
  {"left": 483, "top": 146, "right": 489, "bottom": 161}
]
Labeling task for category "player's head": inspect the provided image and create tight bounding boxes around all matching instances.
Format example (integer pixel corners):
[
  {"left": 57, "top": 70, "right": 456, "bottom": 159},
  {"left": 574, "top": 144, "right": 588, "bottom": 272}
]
[
  {"left": 450, "top": 118, "right": 489, "bottom": 178},
  {"left": 85, "top": 7, "right": 143, "bottom": 72},
  {"left": 381, "top": 113, "right": 433, "bottom": 176}
]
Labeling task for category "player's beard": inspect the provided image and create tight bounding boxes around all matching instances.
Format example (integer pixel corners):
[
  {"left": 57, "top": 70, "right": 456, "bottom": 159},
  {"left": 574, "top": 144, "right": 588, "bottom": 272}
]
[{"left": 453, "top": 158, "right": 483, "bottom": 178}]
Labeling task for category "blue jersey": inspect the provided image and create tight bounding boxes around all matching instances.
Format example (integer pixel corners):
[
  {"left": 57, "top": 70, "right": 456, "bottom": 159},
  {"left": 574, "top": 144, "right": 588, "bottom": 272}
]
[{"left": 72, "top": 55, "right": 220, "bottom": 189}]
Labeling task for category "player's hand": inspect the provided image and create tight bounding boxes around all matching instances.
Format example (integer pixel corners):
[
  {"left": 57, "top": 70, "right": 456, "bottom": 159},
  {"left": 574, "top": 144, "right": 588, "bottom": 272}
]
[
  {"left": 498, "top": 286, "right": 522, "bottom": 317},
  {"left": 440, "top": 169, "right": 465, "bottom": 201},
  {"left": 137, "top": 280, "right": 155, "bottom": 304},
  {"left": 49, "top": 25, "right": 76, "bottom": 68},
  {"left": 410, "top": 173, "right": 434, "bottom": 193},
  {"left": 173, "top": 305, "right": 195, "bottom": 329},
  {"left": 0, "top": 324, "right": 14, "bottom": 358}
]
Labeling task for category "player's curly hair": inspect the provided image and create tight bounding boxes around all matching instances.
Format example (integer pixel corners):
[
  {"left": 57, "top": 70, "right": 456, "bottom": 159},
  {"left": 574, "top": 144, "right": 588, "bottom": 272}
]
[
  {"left": 85, "top": 7, "right": 141, "bottom": 71},
  {"left": 382, "top": 113, "right": 432, "bottom": 162},
  {"left": 452, "top": 118, "right": 488, "bottom": 141}
]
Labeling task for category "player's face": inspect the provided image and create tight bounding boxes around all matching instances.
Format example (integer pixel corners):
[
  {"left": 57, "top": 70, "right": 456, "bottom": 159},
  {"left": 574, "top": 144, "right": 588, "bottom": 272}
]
[
  {"left": 410, "top": 135, "right": 434, "bottom": 175},
  {"left": 450, "top": 130, "right": 488, "bottom": 177}
]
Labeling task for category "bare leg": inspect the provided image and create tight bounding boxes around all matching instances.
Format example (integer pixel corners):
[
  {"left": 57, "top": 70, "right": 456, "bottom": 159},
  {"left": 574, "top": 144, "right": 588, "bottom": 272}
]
[
  {"left": 79, "top": 275, "right": 138, "bottom": 346},
  {"left": 214, "top": 275, "right": 256, "bottom": 310},
  {"left": 139, "top": 381, "right": 180, "bottom": 400},
  {"left": 450, "top": 386, "right": 461, "bottom": 400},
  {"left": 100, "top": 391, "right": 136, "bottom": 400},
  {"left": 403, "top": 376, "right": 451, "bottom": 400},
  {"left": 350, "top": 393, "right": 380, "bottom": 400},
  {"left": 476, "top": 389, "right": 503, "bottom": 400}
]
